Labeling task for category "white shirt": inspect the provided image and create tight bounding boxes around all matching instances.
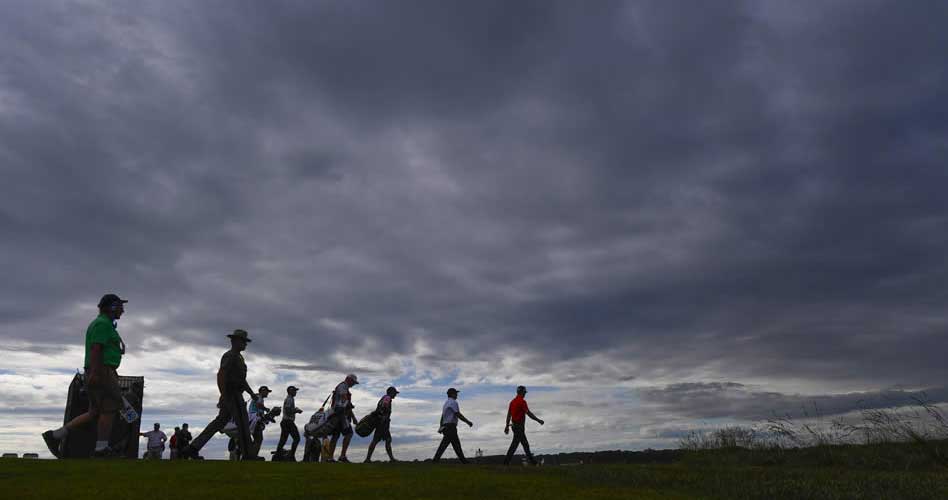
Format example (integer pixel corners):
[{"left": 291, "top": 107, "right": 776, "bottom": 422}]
[
  {"left": 282, "top": 395, "right": 297, "bottom": 422},
  {"left": 328, "top": 382, "right": 350, "bottom": 416},
  {"left": 441, "top": 398, "right": 460, "bottom": 425},
  {"left": 143, "top": 430, "right": 166, "bottom": 448}
]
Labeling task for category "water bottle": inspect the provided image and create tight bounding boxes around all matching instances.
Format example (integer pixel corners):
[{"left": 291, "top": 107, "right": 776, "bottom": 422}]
[{"left": 121, "top": 396, "right": 139, "bottom": 423}]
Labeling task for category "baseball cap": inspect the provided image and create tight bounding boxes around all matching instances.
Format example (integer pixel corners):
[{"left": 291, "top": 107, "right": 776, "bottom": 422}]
[
  {"left": 517, "top": 385, "right": 527, "bottom": 393},
  {"left": 258, "top": 386, "right": 271, "bottom": 393},
  {"left": 98, "top": 293, "right": 128, "bottom": 308},
  {"left": 287, "top": 386, "right": 299, "bottom": 392},
  {"left": 446, "top": 388, "right": 459, "bottom": 395},
  {"left": 386, "top": 386, "right": 399, "bottom": 395},
  {"left": 346, "top": 373, "right": 359, "bottom": 384}
]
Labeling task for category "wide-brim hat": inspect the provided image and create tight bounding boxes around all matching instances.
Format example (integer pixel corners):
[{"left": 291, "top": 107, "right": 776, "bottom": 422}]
[{"left": 227, "top": 329, "right": 252, "bottom": 342}]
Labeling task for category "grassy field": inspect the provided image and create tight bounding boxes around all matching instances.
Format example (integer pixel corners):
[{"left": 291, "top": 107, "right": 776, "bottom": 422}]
[{"left": 1, "top": 458, "right": 946, "bottom": 500}]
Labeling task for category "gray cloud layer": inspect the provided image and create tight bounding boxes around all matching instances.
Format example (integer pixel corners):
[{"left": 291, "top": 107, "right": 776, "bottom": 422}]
[{"left": 2, "top": 0, "right": 948, "bottom": 402}]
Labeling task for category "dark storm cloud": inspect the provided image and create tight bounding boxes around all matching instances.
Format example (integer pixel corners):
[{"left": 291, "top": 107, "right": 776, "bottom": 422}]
[
  {"left": 1, "top": 0, "right": 947, "bottom": 390},
  {"left": 639, "top": 382, "right": 948, "bottom": 421}
]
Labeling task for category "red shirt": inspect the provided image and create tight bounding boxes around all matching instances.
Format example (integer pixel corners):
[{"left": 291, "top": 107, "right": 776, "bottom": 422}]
[{"left": 508, "top": 395, "right": 529, "bottom": 423}]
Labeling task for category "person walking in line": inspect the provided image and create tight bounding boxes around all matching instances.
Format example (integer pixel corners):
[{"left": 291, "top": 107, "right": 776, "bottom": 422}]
[
  {"left": 247, "top": 386, "right": 274, "bottom": 458},
  {"left": 140, "top": 422, "right": 167, "bottom": 459},
  {"left": 365, "top": 386, "right": 399, "bottom": 463},
  {"left": 43, "top": 294, "right": 130, "bottom": 458},
  {"left": 169, "top": 427, "right": 180, "bottom": 460},
  {"left": 433, "top": 388, "right": 473, "bottom": 464},
  {"left": 325, "top": 374, "right": 360, "bottom": 463},
  {"left": 180, "top": 329, "right": 259, "bottom": 460},
  {"left": 275, "top": 386, "right": 303, "bottom": 461},
  {"left": 504, "top": 386, "right": 544, "bottom": 465}
]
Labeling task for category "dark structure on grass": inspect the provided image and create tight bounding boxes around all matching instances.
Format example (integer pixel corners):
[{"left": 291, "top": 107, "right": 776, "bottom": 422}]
[{"left": 61, "top": 373, "right": 145, "bottom": 459}]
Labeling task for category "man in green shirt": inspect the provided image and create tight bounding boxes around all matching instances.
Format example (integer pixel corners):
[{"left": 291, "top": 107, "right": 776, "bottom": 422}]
[{"left": 43, "top": 293, "right": 129, "bottom": 458}]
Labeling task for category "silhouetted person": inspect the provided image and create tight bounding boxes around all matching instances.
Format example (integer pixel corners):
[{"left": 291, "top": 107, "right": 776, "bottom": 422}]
[
  {"left": 325, "top": 374, "right": 360, "bottom": 463},
  {"left": 140, "top": 422, "right": 167, "bottom": 459},
  {"left": 504, "top": 385, "right": 544, "bottom": 465},
  {"left": 175, "top": 423, "right": 192, "bottom": 458},
  {"left": 433, "top": 388, "right": 473, "bottom": 463},
  {"left": 275, "top": 385, "right": 302, "bottom": 460},
  {"left": 169, "top": 427, "right": 180, "bottom": 459},
  {"left": 43, "top": 294, "right": 130, "bottom": 458},
  {"left": 365, "top": 386, "right": 399, "bottom": 462},
  {"left": 248, "top": 385, "right": 273, "bottom": 458},
  {"left": 180, "top": 329, "right": 258, "bottom": 460}
]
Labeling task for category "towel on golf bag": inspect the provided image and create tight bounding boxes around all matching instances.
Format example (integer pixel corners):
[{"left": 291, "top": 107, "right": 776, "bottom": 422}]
[
  {"left": 355, "top": 411, "right": 381, "bottom": 437},
  {"left": 305, "top": 411, "right": 347, "bottom": 438}
]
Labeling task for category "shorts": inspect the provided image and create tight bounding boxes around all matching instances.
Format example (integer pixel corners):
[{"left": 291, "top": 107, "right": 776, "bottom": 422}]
[
  {"left": 373, "top": 419, "right": 391, "bottom": 441},
  {"left": 86, "top": 367, "right": 122, "bottom": 413},
  {"left": 329, "top": 412, "right": 353, "bottom": 437}
]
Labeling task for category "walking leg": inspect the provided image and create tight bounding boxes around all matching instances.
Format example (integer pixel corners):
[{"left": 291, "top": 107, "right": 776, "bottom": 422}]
[
  {"left": 450, "top": 430, "right": 467, "bottom": 464},
  {"left": 519, "top": 428, "right": 535, "bottom": 465},
  {"left": 288, "top": 423, "right": 300, "bottom": 457},
  {"left": 277, "top": 421, "right": 290, "bottom": 451},
  {"left": 433, "top": 433, "right": 451, "bottom": 462},
  {"left": 188, "top": 405, "right": 232, "bottom": 452},
  {"left": 366, "top": 436, "right": 379, "bottom": 461},
  {"left": 504, "top": 433, "right": 520, "bottom": 465},
  {"left": 233, "top": 398, "right": 252, "bottom": 460}
]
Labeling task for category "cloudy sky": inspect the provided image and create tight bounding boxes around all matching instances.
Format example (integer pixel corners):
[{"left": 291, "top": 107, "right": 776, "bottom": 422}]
[{"left": 2, "top": 0, "right": 947, "bottom": 460}]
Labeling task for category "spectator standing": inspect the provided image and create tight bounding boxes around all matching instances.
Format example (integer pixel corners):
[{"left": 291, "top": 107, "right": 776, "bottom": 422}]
[
  {"left": 433, "top": 388, "right": 473, "bottom": 464},
  {"left": 504, "top": 386, "right": 544, "bottom": 465},
  {"left": 140, "top": 423, "right": 167, "bottom": 459},
  {"left": 175, "top": 423, "right": 192, "bottom": 458},
  {"left": 169, "top": 427, "right": 180, "bottom": 460}
]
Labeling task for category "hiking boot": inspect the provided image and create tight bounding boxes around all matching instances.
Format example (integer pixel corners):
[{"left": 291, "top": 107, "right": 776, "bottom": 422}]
[
  {"left": 338, "top": 456, "right": 350, "bottom": 463},
  {"left": 363, "top": 458, "right": 373, "bottom": 463},
  {"left": 42, "top": 431, "right": 62, "bottom": 459}
]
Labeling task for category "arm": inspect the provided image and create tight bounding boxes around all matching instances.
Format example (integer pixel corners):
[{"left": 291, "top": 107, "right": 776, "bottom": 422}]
[
  {"left": 456, "top": 411, "right": 473, "bottom": 427},
  {"left": 86, "top": 343, "right": 105, "bottom": 385},
  {"left": 347, "top": 405, "right": 359, "bottom": 425},
  {"left": 216, "top": 367, "right": 226, "bottom": 396},
  {"left": 526, "top": 410, "right": 544, "bottom": 425},
  {"left": 243, "top": 380, "right": 256, "bottom": 400},
  {"left": 505, "top": 408, "right": 511, "bottom": 434}
]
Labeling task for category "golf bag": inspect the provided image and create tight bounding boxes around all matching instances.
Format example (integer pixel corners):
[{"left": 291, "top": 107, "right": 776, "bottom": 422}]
[{"left": 355, "top": 411, "right": 380, "bottom": 437}]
